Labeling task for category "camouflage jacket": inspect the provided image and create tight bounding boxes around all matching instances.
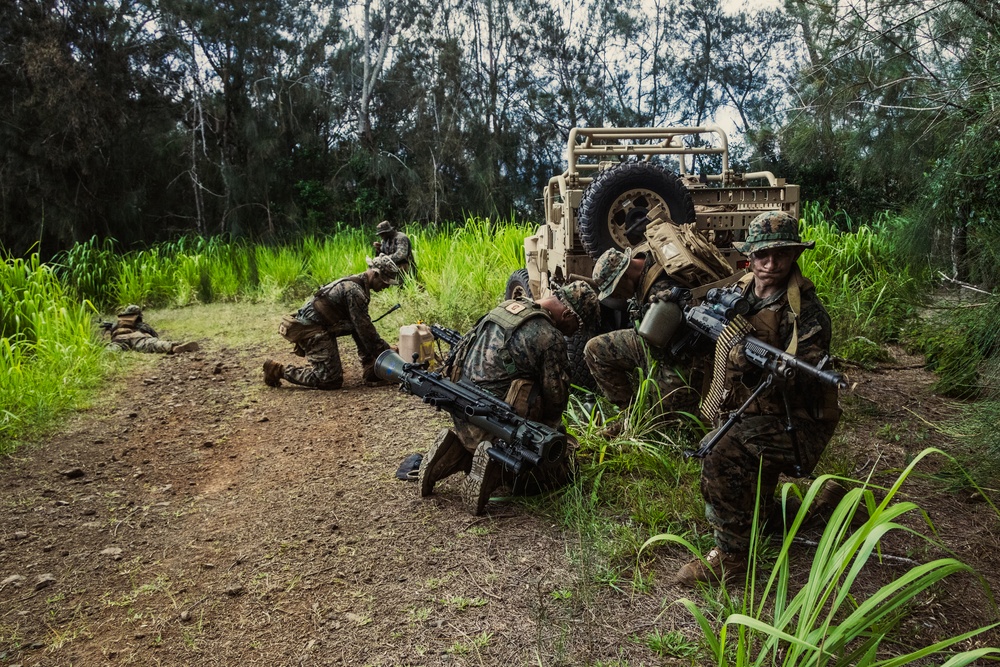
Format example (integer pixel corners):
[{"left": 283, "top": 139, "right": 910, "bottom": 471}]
[
  {"left": 378, "top": 231, "right": 414, "bottom": 270},
  {"left": 110, "top": 316, "right": 157, "bottom": 340},
  {"left": 298, "top": 274, "right": 389, "bottom": 353},
  {"left": 452, "top": 300, "right": 570, "bottom": 427},
  {"left": 723, "top": 267, "right": 840, "bottom": 422}
]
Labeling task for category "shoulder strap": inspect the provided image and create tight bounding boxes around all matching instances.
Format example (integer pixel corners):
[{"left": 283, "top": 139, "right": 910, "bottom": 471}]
[{"left": 484, "top": 300, "right": 553, "bottom": 377}]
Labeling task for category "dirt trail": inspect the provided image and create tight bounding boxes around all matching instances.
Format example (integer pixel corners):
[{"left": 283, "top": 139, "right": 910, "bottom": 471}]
[{"left": 2, "top": 333, "right": 999, "bottom": 666}]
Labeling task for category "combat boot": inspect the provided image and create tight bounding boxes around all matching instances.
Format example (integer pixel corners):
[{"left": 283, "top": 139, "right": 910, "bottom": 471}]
[
  {"left": 419, "top": 428, "right": 472, "bottom": 497},
  {"left": 263, "top": 360, "right": 284, "bottom": 388},
  {"left": 171, "top": 341, "right": 200, "bottom": 354},
  {"left": 676, "top": 547, "right": 748, "bottom": 587},
  {"left": 462, "top": 441, "right": 505, "bottom": 516}
]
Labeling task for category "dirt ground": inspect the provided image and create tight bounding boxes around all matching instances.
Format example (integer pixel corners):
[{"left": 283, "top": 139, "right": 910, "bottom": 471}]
[{"left": 2, "top": 306, "right": 999, "bottom": 666}]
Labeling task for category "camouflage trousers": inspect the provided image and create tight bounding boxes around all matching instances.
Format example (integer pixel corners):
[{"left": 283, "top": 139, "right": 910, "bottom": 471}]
[
  {"left": 108, "top": 332, "right": 175, "bottom": 354},
  {"left": 700, "top": 414, "right": 839, "bottom": 554},
  {"left": 583, "top": 328, "right": 699, "bottom": 414},
  {"left": 281, "top": 329, "right": 383, "bottom": 389}
]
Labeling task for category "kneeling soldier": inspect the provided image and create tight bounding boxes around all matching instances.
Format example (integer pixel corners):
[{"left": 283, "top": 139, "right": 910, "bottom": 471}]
[{"left": 419, "top": 281, "right": 601, "bottom": 514}]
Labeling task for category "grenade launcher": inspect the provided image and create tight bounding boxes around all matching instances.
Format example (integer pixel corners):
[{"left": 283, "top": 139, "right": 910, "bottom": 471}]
[{"left": 374, "top": 350, "right": 566, "bottom": 476}]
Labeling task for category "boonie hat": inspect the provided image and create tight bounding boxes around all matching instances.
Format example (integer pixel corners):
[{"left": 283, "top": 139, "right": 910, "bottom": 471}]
[
  {"left": 375, "top": 220, "right": 394, "bottom": 235},
  {"left": 554, "top": 281, "right": 601, "bottom": 329},
  {"left": 733, "top": 211, "right": 815, "bottom": 256},
  {"left": 366, "top": 255, "right": 400, "bottom": 285},
  {"left": 592, "top": 248, "right": 632, "bottom": 300}
]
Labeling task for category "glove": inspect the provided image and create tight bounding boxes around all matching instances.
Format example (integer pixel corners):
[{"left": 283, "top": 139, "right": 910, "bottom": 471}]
[{"left": 727, "top": 342, "right": 755, "bottom": 372}]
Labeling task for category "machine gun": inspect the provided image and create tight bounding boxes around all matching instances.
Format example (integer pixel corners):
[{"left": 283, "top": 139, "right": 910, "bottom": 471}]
[
  {"left": 374, "top": 350, "right": 565, "bottom": 476},
  {"left": 675, "top": 287, "right": 847, "bottom": 473}
]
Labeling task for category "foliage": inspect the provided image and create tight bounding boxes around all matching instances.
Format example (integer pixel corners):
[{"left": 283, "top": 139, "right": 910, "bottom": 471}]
[
  {"left": 642, "top": 450, "right": 1000, "bottom": 666},
  {"left": 798, "top": 203, "right": 929, "bottom": 365},
  {"left": 0, "top": 253, "right": 108, "bottom": 450}
]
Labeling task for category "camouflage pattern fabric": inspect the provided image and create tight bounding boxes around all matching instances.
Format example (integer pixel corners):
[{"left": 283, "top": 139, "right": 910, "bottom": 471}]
[
  {"left": 733, "top": 211, "right": 816, "bottom": 255},
  {"left": 108, "top": 331, "right": 176, "bottom": 354},
  {"left": 282, "top": 273, "right": 390, "bottom": 386},
  {"left": 431, "top": 299, "right": 578, "bottom": 496},
  {"left": 377, "top": 231, "right": 415, "bottom": 274},
  {"left": 701, "top": 415, "right": 838, "bottom": 553},
  {"left": 583, "top": 328, "right": 700, "bottom": 413},
  {"left": 700, "top": 267, "right": 841, "bottom": 554},
  {"left": 586, "top": 254, "right": 696, "bottom": 411},
  {"left": 453, "top": 305, "right": 569, "bottom": 431},
  {"left": 281, "top": 330, "right": 344, "bottom": 389},
  {"left": 553, "top": 280, "right": 601, "bottom": 330}
]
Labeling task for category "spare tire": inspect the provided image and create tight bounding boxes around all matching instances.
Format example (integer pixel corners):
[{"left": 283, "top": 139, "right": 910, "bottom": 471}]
[
  {"left": 504, "top": 268, "right": 533, "bottom": 300},
  {"left": 578, "top": 162, "right": 695, "bottom": 260}
]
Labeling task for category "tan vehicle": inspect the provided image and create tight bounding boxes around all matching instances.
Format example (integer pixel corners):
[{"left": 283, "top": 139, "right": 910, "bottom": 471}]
[{"left": 505, "top": 125, "right": 800, "bottom": 383}]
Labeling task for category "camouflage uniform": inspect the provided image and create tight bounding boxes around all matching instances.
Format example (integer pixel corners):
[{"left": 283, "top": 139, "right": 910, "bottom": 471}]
[
  {"left": 420, "top": 281, "right": 600, "bottom": 506},
  {"left": 275, "top": 258, "right": 398, "bottom": 389},
  {"left": 584, "top": 249, "right": 699, "bottom": 413},
  {"left": 375, "top": 221, "right": 415, "bottom": 275},
  {"left": 699, "top": 213, "right": 841, "bottom": 555},
  {"left": 108, "top": 306, "right": 187, "bottom": 354}
]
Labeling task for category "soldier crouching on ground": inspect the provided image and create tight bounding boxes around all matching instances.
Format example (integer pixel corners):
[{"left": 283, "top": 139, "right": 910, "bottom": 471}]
[
  {"left": 263, "top": 256, "right": 400, "bottom": 389},
  {"left": 419, "top": 281, "right": 601, "bottom": 514},
  {"left": 676, "top": 211, "right": 845, "bottom": 587},
  {"left": 106, "top": 305, "right": 200, "bottom": 354},
  {"left": 584, "top": 247, "right": 700, "bottom": 433}
]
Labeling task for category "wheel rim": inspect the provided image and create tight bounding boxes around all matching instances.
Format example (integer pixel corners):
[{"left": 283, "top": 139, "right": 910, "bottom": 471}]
[
  {"left": 605, "top": 187, "right": 670, "bottom": 248},
  {"left": 509, "top": 284, "right": 529, "bottom": 300}
]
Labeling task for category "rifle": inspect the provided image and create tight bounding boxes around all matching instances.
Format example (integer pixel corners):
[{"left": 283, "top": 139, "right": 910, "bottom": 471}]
[
  {"left": 429, "top": 324, "right": 462, "bottom": 348},
  {"left": 677, "top": 287, "right": 847, "bottom": 473},
  {"left": 374, "top": 350, "right": 565, "bottom": 476}
]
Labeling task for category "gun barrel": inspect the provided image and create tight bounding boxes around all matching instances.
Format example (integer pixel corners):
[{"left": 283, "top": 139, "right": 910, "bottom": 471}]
[
  {"left": 375, "top": 349, "right": 567, "bottom": 471},
  {"left": 744, "top": 337, "right": 846, "bottom": 388}
]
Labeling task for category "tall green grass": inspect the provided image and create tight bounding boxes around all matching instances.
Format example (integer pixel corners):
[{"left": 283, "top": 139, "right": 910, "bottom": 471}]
[
  {"left": 53, "top": 217, "right": 532, "bottom": 330},
  {"left": 644, "top": 449, "right": 1000, "bottom": 665},
  {"left": 799, "top": 202, "right": 929, "bottom": 365},
  {"left": 0, "top": 253, "right": 108, "bottom": 451}
]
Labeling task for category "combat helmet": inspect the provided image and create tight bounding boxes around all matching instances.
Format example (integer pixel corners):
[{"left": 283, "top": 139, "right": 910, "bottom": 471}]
[
  {"left": 592, "top": 248, "right": 633, "bottom": 300},
  {"left": 366, "top": 255, "right": 400, "bottom": 285},
  {"left": 554, "top": 281, "right": 601, "bottom": 329},
  {"left": 375, "top": 220, "right": 395, "bottom": 235},
  {"left": 118, "top": 304, "right": 143, "bottom": 318},
  {"left": 733, "top": 211, "right": 815, "bottom": 256}
]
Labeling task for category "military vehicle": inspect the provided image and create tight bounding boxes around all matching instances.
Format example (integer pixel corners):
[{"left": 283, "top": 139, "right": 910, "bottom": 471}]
[{"left": 504, "top": 125, "right": 801, "bottom": 384}]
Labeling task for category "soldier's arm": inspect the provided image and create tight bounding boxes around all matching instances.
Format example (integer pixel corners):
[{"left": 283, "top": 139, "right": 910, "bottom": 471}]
[
  {"left": 387, "top": 234, "right": 410, "bottom": 265},
  {"left": 346, "top": 285, "right": 390, "bottom": 353}
]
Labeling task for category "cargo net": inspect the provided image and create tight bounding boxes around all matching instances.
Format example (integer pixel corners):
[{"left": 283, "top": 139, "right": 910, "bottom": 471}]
[{"left": 700, "top": 315, "right": 753, "bottom": 423}]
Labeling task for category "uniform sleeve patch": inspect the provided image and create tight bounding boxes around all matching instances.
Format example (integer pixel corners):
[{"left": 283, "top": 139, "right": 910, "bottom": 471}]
[{"left": 505, "top": 302, "right": 527, "bottom": 314}]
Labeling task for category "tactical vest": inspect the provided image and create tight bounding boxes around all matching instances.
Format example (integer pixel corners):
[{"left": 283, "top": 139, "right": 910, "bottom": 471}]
[
  {"left": 448, "top": 299, "right": 553, "bottom": 381},
  {"left": 311, "top": 275, "right": 367, "bottom": 326},
  {"left": 726, "top": 269, "right": 839, "bottom": 421}
]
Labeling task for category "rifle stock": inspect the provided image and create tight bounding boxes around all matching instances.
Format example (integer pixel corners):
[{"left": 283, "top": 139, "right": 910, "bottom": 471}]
[{"left": 374, "top": 350, "right": 565, "bottom": 475}]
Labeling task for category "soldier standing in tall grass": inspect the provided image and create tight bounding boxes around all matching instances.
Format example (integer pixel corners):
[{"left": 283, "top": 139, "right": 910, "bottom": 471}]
[
  {"left": 373, "top": 220, "right": 416, "bottom": 277},
  {"left": 263, "top": 256, "right": 400, "bottom": 390}
]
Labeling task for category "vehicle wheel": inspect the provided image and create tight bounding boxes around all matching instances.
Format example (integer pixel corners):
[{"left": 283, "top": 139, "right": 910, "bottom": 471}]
[
  {"left": 566, "top": 330, "right": 597, "bottom": 390},
  {"left": 578, "top": 162, "right": 695, "bottom": 260},
  {"left": 505, "top": 268, "right": 533, "bottom": 300}
]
